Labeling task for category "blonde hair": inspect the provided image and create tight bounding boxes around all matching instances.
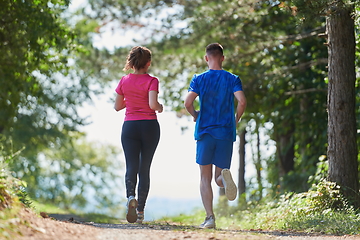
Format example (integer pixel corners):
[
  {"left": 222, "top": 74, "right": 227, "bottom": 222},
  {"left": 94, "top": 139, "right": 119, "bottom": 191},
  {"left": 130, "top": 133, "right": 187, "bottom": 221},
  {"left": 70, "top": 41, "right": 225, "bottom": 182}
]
[{"left": 123, "top": 46, "right": 152, "bottom": 71}]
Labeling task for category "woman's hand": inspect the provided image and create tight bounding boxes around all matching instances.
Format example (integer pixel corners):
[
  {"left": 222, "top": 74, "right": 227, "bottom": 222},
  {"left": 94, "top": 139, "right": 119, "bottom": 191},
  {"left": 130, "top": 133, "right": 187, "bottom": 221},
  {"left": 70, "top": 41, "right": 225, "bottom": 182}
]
[{"left": 157, "top": 104, "right": 163, "bottom": 113}]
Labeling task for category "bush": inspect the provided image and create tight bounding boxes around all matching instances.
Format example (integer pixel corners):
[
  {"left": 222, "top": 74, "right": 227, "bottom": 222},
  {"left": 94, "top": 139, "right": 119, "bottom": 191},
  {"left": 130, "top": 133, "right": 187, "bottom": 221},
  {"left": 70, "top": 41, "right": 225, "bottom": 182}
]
[
  {"left": 219, "top": 179, "right": 360, "bottom": 234},
  {"left": 0, "top": 158, "right": 31, "bottom": 239},
  {"left": 0, "top": 161, "right": 30, "bottom": 209}
]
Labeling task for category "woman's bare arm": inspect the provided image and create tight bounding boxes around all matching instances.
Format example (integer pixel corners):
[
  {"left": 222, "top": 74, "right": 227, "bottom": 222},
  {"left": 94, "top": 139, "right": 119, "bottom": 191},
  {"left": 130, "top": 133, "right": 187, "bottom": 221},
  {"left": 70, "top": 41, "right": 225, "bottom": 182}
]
[{"left": 149, "top": 91, "right": 163, "bottom": 113}]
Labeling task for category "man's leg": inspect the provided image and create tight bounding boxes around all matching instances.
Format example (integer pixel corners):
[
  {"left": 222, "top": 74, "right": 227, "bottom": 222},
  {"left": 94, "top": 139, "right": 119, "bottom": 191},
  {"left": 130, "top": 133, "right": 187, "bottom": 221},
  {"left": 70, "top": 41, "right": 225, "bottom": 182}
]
[
  {"left": 213, "top": 138, "right": 237, "bottom": 201},
  {"left": 214, "top": 166, "right": 224, "bottom": 187},
  {"left": 199, "top": 164, "right": 214, "bottom": 218}
]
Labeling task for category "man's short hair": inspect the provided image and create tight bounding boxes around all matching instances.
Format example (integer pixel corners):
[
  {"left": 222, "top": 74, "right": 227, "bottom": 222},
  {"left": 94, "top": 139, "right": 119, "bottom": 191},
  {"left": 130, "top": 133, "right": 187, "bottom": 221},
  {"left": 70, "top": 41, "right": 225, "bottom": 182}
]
[{"left": 206, "top": 43, "right": 224, "bottom": 57}]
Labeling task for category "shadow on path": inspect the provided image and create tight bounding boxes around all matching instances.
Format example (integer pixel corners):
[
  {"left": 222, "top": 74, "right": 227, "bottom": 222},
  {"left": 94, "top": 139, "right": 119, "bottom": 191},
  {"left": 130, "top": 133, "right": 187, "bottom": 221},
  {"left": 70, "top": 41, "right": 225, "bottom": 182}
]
[{"left": 48, "top": 213, "right": 88, "bottom": 222}]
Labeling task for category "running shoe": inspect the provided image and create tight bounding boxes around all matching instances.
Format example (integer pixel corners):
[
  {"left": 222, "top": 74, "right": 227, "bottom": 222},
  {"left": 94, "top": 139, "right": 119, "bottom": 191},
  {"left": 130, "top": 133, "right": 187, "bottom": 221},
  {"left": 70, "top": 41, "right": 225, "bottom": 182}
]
[
  {"left": 221, "top": 169, "right": 237, "bottom": 201},
  {"left": 126, "top": 196, "right": 138, "bottom": 223},
  {"left": 199, "top": 215, "right": 215, "bottom": 229}
]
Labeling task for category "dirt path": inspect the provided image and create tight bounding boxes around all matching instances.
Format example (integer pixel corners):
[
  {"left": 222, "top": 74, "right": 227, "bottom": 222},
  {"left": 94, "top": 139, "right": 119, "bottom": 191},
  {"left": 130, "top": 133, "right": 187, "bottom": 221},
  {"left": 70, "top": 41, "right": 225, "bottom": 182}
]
[{"left": 12, "top": 210, "right": 360, "bottom": 240}]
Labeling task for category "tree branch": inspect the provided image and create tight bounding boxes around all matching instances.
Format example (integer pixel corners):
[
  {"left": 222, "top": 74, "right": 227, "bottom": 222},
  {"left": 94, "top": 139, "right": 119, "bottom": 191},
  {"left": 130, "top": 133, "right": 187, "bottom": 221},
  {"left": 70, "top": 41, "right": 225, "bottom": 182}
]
[
  {"left": 285, "top": 88, "right": 327, "bottom": 95},
  {"left": 278, "top": 26, "right": 326, "bottom": 41}
]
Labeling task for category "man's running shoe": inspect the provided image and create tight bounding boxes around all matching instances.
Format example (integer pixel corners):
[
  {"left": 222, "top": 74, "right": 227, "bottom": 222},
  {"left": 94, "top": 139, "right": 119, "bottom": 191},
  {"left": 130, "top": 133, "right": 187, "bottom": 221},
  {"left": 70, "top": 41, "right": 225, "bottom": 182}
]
[
  {"left": 221, "top": 169, "right": 237, "bottom": 201},
  {"left": 199, "top": 215, "right": 215, "bottom": 229}
]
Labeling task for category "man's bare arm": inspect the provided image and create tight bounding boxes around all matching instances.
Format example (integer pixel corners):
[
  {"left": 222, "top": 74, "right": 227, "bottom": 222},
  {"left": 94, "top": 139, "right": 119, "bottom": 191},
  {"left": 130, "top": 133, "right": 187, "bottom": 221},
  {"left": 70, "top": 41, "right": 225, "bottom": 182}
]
[
  {"left": 234, "top": 91, "right": 247, "bottom": 122},
  {"left": 184, "top": 91, "right": 199, "bottom": 122}
]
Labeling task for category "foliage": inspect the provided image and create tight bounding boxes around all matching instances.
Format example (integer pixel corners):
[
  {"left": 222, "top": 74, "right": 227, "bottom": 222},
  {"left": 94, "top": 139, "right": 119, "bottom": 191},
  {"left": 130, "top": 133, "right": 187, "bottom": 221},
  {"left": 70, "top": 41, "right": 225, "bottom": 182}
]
[
  {"left": 10, "top": 136, "right": 124, "bottom": 216},
  {"left": 0, "top": 0, "right": 79, "bottom": 205},
  {"left": 0, "top": 158, "right": 30, "bottom": 239},
  {"left": 0, "top": 0, "right": 129, "bottom": 215},
  {"left": 236, "top": 180, "right": 359, "bottom": 234},
  {"left": 0, "top": 155, "right": 32, "bottom": 209},
  {"left": 305, "top": 179, "right": 348, "bottom": 212},
  {"left": 307, "top": 155, "right": 328, "bottom": 185},
  {"left": 69, "top": 9, "right": 129, "bottom": 86},
  {"left": 291, "top": 0, "right": 358, "bottom": 19},
  {"left": 0, "top": 0, "right": 87, "bottom": 148}
]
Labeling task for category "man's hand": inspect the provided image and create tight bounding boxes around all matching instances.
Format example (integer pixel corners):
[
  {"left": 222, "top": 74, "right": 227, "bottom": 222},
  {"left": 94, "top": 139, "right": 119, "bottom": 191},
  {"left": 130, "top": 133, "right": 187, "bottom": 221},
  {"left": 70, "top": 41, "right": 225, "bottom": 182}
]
[{"left": 193, "top": 111, "right": 199, "bottom": 122}]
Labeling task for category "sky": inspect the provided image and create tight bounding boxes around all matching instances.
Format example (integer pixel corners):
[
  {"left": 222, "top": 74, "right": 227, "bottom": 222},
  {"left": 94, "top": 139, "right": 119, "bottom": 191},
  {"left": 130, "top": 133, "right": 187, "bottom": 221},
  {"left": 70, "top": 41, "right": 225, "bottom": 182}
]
[{"left": 69, "top": 0, "right": 265, "bottom": 220}]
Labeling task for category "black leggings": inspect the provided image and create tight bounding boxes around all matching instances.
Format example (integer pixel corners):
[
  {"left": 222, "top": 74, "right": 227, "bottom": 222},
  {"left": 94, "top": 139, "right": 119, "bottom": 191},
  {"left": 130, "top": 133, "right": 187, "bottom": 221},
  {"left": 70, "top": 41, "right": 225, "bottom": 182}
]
[{"left": 121, "top": 120, "right": 160, "bottom": 212}]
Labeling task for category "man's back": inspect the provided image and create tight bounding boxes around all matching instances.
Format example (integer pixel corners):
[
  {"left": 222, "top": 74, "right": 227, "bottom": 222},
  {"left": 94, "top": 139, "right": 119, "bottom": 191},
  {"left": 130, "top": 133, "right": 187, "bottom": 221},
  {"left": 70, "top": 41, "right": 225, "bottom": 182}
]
[{"left": 189, "top": 69, "right": 243, "bottom": 141}]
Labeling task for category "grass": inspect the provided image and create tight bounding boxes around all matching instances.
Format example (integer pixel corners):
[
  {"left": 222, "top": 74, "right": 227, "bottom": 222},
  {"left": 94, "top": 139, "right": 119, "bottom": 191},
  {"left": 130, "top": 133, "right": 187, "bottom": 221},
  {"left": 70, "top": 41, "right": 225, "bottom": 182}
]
[
  {"left": 0, "top": 160, "right": 29, "bottom": 239},
  {"left": 31, "top": 199, "right": 120, "bottom": 224},
  {"left": 31, "top": 200, "right": 70, "bottom": 215},
  {"left": 159, "top": 180, "right": 360, "bottom": 236},
  {"left": 0, "top": 202, "right": 24, "bottom": 239}
]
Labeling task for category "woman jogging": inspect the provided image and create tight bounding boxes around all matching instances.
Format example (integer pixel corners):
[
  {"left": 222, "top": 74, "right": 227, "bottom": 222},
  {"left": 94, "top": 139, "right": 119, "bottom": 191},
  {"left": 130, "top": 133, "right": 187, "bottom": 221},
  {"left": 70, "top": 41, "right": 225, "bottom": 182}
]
[{"left": 114, "top": 46, "right": 163, "bottom": 224}]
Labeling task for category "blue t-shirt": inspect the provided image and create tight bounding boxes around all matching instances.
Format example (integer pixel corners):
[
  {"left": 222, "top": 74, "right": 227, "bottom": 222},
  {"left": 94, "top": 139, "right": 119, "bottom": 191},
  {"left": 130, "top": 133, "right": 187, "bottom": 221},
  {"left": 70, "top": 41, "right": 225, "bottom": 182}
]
[{"left": 188, "top": 69, "right": 243, "bottom": 142}]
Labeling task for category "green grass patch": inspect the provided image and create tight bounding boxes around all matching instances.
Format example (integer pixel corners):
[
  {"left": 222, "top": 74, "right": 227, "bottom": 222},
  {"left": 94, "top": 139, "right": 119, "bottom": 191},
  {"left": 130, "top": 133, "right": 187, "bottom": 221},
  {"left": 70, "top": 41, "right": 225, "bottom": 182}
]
[
  {"left": 0, "top": 203, "right": 23, "bottom": 239},
  {"left": 31, "top": 200, "right": 71, "bottom": 215},
  {"left": 160, "top": 180, "right": 360, "bottom": 235},
  {"left": 31, "top": 199, "right": 120, "bottom": 224},
  {"left": 160, "top": 210, "right": 204, "bottom": 226}
]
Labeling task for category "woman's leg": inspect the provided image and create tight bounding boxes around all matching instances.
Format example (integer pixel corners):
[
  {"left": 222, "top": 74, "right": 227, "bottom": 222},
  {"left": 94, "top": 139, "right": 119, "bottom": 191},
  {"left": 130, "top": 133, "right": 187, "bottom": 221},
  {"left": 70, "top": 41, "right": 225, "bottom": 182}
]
[
  {"left": 121, "top": 121, "right": 141, "bottom": 198},
  {"left": 137, "top": 120, "right": 160, "bottom": 212}
]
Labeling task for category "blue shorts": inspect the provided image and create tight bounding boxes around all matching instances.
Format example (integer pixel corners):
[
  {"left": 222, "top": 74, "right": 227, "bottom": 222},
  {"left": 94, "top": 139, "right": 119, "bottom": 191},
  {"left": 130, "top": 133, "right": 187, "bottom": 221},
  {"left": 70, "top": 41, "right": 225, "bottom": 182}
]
[{"left": 196, "top": 134, "right": 233, "bottom": 169}]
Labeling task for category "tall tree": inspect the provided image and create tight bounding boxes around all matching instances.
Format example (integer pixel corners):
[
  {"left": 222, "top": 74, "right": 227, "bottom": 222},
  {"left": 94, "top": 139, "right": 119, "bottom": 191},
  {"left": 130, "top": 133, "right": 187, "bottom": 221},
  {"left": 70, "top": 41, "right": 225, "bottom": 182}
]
[
  {"left": 238, "top": 128, "right": 246, "bottom": 201},
  {"left": 0, "top": 0, "right": 125, "bottom": 210},
  {"left": 326, "top": 2, "right": 359, "bottom": 205},
  {"left": 292, "top": 0, "right": 359, "bottom": 206},
  {"left": 0, "top": 0, "right": 86, "bottom": 153}
]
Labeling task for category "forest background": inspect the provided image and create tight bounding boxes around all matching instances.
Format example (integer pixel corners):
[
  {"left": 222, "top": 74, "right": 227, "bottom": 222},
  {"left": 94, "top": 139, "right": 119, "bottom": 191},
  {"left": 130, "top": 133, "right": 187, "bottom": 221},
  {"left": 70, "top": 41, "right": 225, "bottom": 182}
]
[{"left": 0, "top": 0, "right": 359, "bottom": 221}]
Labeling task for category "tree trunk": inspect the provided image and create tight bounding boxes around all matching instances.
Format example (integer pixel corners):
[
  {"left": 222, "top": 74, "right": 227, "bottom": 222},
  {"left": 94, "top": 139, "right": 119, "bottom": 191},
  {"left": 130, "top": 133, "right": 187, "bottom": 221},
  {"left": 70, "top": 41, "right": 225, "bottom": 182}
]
[
  {"left": 255, "top": 124, "right": 263, "bottom": 200},
  {"left": 273, "top": 119, "right": 295, "bottom": 192},
  {"left": 238, "top": 129, "right": 246, "bottom": 195},
  {"left": 326, "top": 5, "right": 359, "bottom": 207},
  {"left": 275, "top": 122, "right": 295, "bottom": 176}
]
